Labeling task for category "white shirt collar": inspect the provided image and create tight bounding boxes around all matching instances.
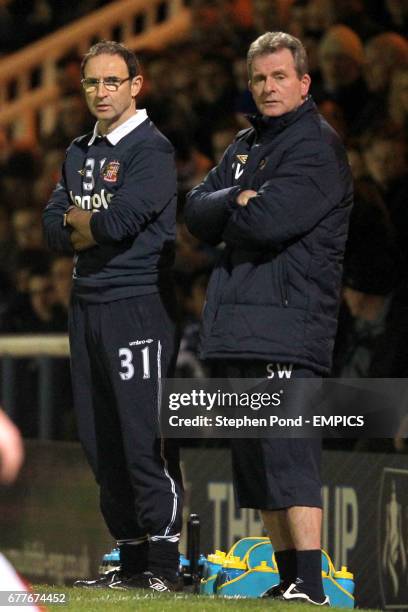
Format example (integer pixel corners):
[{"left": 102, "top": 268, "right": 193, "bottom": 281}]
[{"left": 88, "top": 109, "right": 148, "bottom": 146}]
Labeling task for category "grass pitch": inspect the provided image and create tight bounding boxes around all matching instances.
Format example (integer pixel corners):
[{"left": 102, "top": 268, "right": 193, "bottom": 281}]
[{"left": 35, "top": 585, "right": 380, "bottom": 611}]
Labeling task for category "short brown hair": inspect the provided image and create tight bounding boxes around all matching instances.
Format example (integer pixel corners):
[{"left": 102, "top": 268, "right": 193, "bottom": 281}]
[
  {"left": 247, "top": 31, "right": 308, "bottom": 79},
  {"left": 81, "top": 40, "right": 141, "bottom": 78}
]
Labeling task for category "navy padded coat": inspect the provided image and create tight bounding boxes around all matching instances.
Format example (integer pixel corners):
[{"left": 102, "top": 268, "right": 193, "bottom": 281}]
[{"left": 185, "top": 98, "right": 353, "bottom": 374}]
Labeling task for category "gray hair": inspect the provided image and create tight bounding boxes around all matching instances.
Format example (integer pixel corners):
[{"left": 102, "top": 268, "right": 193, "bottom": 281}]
[{"left": 247, "top": 32, "right": 308, "bottom": 79}]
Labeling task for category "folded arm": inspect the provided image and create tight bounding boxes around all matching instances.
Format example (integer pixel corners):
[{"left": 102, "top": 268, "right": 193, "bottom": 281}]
[
  {"left": 90, "top": 147, "right": 176, "bottom": 244},
  {"left": 42, "top": 169, "right": 75, "bottom": 254},
  {"left": 222, "top": 140, "right": 345, "bottom": 249},
  {"left": 185, "top": 146, "right": 241, "bottom": 245}
]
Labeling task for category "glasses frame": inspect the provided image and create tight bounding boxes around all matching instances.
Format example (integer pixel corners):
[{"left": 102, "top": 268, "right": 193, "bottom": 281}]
[{"left": 81, "top": 76, "right": 131, "bottom": 92}]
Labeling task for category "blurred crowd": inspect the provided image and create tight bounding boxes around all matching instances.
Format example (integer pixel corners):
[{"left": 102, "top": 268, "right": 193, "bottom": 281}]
[
  {"left": 0, "top": 0, "right": 407, "bottom": 447},
  {"left": 0, "top": 0, "right": 113, "bottom": 53}
]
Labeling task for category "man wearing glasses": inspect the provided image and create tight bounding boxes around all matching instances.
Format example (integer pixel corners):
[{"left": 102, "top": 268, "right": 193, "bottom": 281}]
[{"left": 43, "top": 41, "right": 182, "bottom": 592}]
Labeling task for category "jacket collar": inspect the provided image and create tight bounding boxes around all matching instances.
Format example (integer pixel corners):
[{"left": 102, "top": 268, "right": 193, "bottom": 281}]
[
  {"left": 88, "top": 109, "right": 148, "bottom": 146},
  {"left": 247, "top": 96, "right": 315, "bottom": 139}
]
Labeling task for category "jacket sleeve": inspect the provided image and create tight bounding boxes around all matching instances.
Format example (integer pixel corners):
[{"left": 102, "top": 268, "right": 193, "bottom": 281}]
[
  {"left": 222, "top": 139, "right": 347, "bottom": 248},
  {"left": 90, "top": 146, "right": 176, "bottom": 244},
  {"left": 42, "top": 165, "right": 74, "bottom": 254},
  {"left": 184, "top": 146, "right": 241, "bottom": 245}
]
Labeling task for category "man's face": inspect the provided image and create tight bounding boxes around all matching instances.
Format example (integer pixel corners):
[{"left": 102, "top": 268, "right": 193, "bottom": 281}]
[
  {"left": 83, "top": 53, "right": 142, "bottom": 131},
  {"left": 249, "top": 49, "right": 311, "bottom": 117},
  {"left": 364, "top": 140, "right": 406, "bottom": 187},
  {"left": 12, "top": 210, "right": 42, "bottom": 249},
  {"left": 342, "top": 286, "right": 365, "bottom": 317},
  {"left": 364, "top": 43, "right": 388, "bottom": 93},
  {"left": 393, "top": 70, "right": 408, "bottom": 113},
  {"left": 319, "top": 51, "right": 360, "bottom": 89},
  {"left": 28, "top": 275, "right": 54, "bottom": 319}
]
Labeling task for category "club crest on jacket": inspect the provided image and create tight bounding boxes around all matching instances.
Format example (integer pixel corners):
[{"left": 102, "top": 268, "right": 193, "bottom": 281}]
[{"left": 102, "top": 160, "right": 120, "bottom": 183}]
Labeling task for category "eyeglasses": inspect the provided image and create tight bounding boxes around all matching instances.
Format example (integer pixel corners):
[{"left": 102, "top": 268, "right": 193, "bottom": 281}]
[{"left": 81, "top": 77, "right": 131, "bottom": 92}]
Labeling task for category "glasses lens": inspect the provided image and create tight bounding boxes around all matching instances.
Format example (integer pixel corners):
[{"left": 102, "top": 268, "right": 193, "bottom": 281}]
[
  {"left": 104, "top": 80, "right": 121, "bottom": 91},
  {"left": 82, "top": 78, "right": 127, "bottom": 91},
  {"left": 82, "top": 79, "right": 97, "bottom": 91}
]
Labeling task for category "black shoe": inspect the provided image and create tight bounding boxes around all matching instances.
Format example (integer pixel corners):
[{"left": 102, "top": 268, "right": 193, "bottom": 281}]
[
  {"left": 261, "top": 580, "right": 292, "bottom": 598},
  {"left": 109, "top": 571, "right": 182, "bottom": 592},
  {"left": 281, "top": 582, "right": 330, "bottom": 606},
  {"left": 73, "top": 569, "right": 124, "bottom": 589}
]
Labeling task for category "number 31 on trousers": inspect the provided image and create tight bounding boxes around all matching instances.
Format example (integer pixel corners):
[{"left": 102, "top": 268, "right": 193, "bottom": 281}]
[{"left": 118, "top": 347, "right": 150, "bottom": 380}]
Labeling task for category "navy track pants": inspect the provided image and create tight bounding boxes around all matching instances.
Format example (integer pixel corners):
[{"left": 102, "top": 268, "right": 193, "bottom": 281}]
[{"left": 69, "top": 292, "right": 183, "bottom": 541}]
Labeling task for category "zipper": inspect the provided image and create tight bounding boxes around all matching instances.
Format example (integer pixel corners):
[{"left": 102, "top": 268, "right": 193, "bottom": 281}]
[{"left": 278, "top": 258, "right": 289, "bottom": 307}]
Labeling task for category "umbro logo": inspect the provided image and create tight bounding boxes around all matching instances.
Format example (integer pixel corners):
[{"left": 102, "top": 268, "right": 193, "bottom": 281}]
[
  {"left": 77, "top": 168, "right": 85, "bottom": 176},
  {"left": 149, "top": 578, "right": 168, "bottom": 592},
  {"left": 129, "top": 339, "right": 153, "bottom": 346}
]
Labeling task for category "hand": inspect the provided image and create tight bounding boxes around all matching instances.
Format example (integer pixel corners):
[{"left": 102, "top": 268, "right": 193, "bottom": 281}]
[
  {"left": 0, "top": 409, "right": 24, "bottom": 484},
  {"left": 71, "top": 229, "right": 97, "bottom": 251},
  {"left": 66, "top": 208, "right": 97, "bottom": 251},
  {"left": 236, "top": 189, "right": 257, "bottom": 207},
  {"left": 66, "top": 207, "right": 93, "bottom": 232}
]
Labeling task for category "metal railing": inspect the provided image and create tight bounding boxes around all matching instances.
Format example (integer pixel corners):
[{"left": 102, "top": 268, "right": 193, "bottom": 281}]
[
  {"left": 0, "top": 0, "right": 191, "bottom": 142},
  {"left": 0, "top": 334, "right": 70, "bottom": 439}
]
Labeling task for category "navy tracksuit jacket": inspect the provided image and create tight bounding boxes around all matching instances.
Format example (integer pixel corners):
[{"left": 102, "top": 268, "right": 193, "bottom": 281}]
[{"left": 43, "top": 118, "right": 183, "bottom": 544}]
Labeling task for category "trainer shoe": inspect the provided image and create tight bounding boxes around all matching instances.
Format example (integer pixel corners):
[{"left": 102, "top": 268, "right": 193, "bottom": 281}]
[
  {"left": 281, "top": 582, "right": 330, "bottom": 606},
  {"left": 73, "top": 569, "right": 125, "bottom": 589},
  {"left": 109, "top": 571, "right": 182, "bottom": 592},
  {"left": 261, "top": 580, "right": 292, "bottom": 598}
]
